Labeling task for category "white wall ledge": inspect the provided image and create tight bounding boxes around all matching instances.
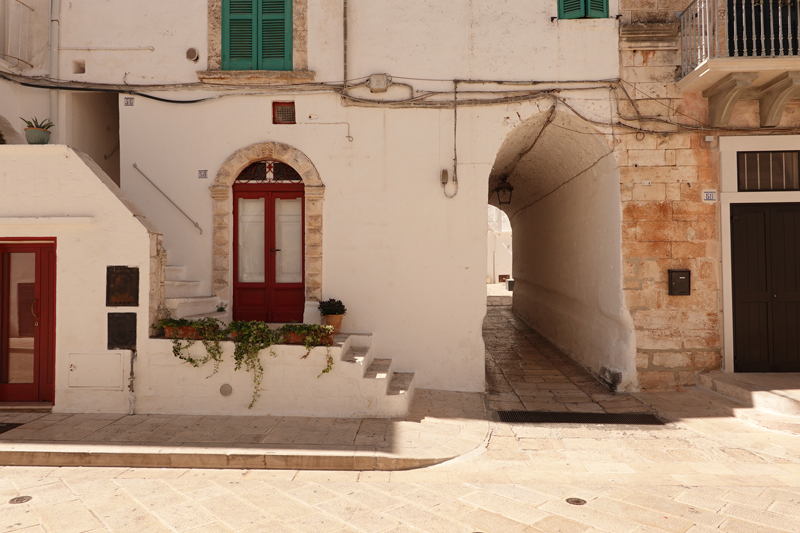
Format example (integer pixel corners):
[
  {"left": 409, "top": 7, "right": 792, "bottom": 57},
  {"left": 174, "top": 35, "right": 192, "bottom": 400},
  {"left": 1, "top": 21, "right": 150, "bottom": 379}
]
[{"left": 0, "top": 216, "right": 95, "bottom": 225}]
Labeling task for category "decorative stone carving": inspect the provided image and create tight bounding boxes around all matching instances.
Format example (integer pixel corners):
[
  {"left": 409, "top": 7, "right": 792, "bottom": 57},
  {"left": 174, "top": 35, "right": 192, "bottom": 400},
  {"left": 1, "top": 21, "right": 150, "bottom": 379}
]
[
  {"left": 703, "top": 72, "right": 759, "bottom": 127},
  {"left": 211, "top": 142, "right": 325, "bottom": 303}
]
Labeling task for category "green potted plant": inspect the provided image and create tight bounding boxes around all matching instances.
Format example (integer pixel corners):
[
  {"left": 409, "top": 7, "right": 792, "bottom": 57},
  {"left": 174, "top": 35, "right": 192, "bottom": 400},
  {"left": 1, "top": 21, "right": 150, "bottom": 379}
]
[
  {"left": 318, "top": 298, "right": 346, "bottom": 334},
  {"left": 20, "top": 117, "right": 54, "bottom": 145}
]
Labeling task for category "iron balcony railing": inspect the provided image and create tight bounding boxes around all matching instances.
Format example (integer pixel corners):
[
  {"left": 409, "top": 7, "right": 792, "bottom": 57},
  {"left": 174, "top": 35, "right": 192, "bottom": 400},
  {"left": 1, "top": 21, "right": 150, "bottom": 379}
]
[
  {"left": 0, "top": 0, "right": 34, "bottom": 68},
  {"left": 679, "top": 0, "right": 800, "bottom": 79}
]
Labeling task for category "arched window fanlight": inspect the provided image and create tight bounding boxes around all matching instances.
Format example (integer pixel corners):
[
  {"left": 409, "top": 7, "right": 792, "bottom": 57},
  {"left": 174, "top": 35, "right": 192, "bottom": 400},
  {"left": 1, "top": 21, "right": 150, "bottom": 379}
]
[{"left": 236, "top": 160, "right": 303, "bottom": 183}]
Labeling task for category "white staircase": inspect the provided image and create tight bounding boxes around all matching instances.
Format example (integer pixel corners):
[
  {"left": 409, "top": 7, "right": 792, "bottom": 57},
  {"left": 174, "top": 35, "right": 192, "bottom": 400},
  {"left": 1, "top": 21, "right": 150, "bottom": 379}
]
[
  {"left": 332, "top": 334, "right": 416, "bottom": 417},
  {"left": 163, "top": 262, "right": 224, "bottom": 320}
]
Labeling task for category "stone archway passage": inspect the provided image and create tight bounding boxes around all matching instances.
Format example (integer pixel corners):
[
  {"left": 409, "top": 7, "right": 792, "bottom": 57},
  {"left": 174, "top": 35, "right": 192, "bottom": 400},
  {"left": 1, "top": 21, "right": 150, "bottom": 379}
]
[{"left": 210, "top": 142, "right": 324, "bottom": 306}]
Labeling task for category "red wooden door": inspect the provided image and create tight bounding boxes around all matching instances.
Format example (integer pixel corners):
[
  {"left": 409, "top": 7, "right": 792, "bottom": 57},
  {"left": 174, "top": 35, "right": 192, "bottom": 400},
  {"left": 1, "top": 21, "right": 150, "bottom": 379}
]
[
  {"left": 0, "top": 241, "right": 56, "bottom": 402},
  {"left": 233, "top": 183, "right": 305, "bottom": 322}
]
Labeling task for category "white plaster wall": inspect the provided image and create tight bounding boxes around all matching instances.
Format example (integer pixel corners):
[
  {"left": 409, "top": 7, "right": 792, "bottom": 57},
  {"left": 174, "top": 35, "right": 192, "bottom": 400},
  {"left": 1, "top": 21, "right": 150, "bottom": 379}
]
[
  {"left": 312, "top": 0, "right": 620, "bottom": 88},
  {"left": 56, "top": 0, "right": 208, "bottom": 84},
  {"left": 0, "top": 145, "right": 155, "bottom": 413},
  {"left": 510, "top": 154, "right": 636, "bottom": 390},
  {"left": 51, "top": 0, "right": 618, "bottom": 87},
  {"left": 0, "top": 0, "right": 50, "bottom": 74},
  {"left": 0, "top": 78, "right": 49, "bottom": 144}
]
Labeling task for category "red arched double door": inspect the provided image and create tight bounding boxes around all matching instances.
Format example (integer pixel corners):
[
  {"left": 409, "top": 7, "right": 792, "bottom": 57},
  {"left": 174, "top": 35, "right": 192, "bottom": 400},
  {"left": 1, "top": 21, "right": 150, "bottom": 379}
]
[{"left": 232, "top": 161, "right": 305, "bottom": 322}]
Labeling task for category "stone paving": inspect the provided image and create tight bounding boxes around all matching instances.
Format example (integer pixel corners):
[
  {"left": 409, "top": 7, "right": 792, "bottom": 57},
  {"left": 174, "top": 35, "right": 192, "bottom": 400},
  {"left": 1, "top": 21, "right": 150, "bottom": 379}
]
[
  {"left": 484, "top": 297, "right": 647, "bottom": 414},
  {"left": 2, "top": 300, "right": 800, "bottom": 531},
  {"left": 0, "top": 390, "right": 488, "bottom": 471}
]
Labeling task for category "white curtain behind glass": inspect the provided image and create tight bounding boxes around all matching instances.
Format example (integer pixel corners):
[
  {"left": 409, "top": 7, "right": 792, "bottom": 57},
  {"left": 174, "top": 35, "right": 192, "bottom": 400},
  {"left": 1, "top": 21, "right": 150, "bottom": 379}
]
[
  {"left": 238, "top": 198, "right": 266, "bottom": 283},
  {"left": 275, "top": 198, "right": 303, "bottom": 283}
]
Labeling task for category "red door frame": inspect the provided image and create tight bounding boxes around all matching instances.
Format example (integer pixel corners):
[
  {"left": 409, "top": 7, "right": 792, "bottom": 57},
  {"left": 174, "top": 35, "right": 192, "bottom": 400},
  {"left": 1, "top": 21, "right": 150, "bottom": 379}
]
[
  {"left": 0, "top": 238, "right": 56, "bottom": 403},
  {"left": 233, "top": 183, "right": 305, "bottom": 322}
]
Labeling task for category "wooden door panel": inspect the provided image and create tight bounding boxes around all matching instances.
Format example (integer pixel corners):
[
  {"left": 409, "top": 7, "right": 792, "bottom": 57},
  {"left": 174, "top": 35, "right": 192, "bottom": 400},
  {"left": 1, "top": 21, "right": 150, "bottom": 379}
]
[
  {"left": 233, "top": 182, "right": 304, "bottom": 323},
  {"left": 0, "top": 242, "right": 55, "bottom": 402},
  {"left": 770, "top": 205, "right": 800, "bottom": 371},
  {"left": 732, "top": 205, "right": 773, "bottom": 372}
]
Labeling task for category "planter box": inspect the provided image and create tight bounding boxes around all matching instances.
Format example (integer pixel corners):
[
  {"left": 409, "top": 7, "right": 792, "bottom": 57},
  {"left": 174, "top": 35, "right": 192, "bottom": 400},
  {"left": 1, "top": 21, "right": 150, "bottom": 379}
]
[
  {"left": 164, "top": 325, "right": 199, "bottom": 339},
  {"left": 282, "top": 331, "right": 334, "bottom": 346}
]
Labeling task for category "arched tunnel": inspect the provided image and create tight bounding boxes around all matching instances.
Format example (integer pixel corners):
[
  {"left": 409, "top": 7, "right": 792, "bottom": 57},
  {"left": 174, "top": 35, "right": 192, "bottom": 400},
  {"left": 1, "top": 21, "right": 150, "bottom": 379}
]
[{"left": 488, "top": 106, "right": 637, "bottom": 391}]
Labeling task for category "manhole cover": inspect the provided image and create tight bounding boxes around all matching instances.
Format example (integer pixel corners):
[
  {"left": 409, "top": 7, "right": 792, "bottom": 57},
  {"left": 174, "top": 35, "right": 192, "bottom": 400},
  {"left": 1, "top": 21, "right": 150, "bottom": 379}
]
[
  {"left": 9, "top": 496, "right": 32, "bottom": 504},
  {"left": 566, "top": 498, "right": 586, "bottom": 506}
]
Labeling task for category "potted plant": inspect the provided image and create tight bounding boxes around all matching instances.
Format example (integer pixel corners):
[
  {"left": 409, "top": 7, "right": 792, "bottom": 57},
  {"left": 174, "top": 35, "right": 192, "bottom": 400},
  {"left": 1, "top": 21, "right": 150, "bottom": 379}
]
[
  {"left": 20, "top": 117, "right": 54, "bottom": 145},
  {"left": 318, "top": 298, "right": 346, "bottom": 334}
]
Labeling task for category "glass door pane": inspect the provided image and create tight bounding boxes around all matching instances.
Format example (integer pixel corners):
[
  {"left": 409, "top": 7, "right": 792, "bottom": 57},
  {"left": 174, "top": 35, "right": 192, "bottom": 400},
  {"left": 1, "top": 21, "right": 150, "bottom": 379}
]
[
  {"left": 2, "top": 252, "right": 35, "bottom": 384},
  {"left": 275, "top": 198, "right": 303, "bottom": 284},
  {"left": 238, "top": 198, "right": 266, "bottom": 283}
]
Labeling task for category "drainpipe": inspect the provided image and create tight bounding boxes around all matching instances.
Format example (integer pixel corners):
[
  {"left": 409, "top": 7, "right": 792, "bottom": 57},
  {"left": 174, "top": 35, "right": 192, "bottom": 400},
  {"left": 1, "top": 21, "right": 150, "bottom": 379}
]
[
  {"left": 342, "top": 0, "right": 348, "bottom": 95},
  {"left": 128, "top": 349, "right": 137, "bottom": 415},
  {"left": 49, "top": 0, "right": 60, "bottom": 143}
]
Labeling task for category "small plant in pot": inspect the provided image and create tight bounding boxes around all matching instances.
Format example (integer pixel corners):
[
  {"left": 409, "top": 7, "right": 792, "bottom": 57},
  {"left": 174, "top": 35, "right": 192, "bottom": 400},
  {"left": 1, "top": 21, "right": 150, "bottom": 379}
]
[
  {"left": 20, "top": 117, "right": 54, "bottom": 145},
  {"left": 318, "top": 298, "right": 346, "bottom": 334}
]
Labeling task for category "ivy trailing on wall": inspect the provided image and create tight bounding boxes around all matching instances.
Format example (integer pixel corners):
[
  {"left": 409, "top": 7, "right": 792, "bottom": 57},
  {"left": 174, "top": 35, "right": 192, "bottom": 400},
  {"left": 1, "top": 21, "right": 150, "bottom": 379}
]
[{"left": 158, "top": 318, "right": 335, "bottom": 408}]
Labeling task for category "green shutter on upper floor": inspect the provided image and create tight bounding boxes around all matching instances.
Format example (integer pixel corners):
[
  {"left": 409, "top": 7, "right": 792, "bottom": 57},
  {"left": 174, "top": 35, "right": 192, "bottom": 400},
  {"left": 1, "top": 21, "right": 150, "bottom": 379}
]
[
  {"left": 558, "top": 0, "right": 586, "bottom": 19},
  {"left": 558, "top": 0, "right": 608, "bottom": 19},
  {"left": 222, "top": 0, "right": 292, "bottom": 71},
  {"left": 260, "top": 0, "right": 292, "bottom": 71},
  {"left": 587, "top": 0, "right": 609, "bottom": 18}
]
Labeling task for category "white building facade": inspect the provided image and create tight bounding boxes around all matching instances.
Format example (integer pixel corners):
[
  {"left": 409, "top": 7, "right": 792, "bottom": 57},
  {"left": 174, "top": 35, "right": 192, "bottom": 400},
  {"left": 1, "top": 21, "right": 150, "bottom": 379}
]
[{"left": 0, "top": 0, "right": 655, "bottom": 415}]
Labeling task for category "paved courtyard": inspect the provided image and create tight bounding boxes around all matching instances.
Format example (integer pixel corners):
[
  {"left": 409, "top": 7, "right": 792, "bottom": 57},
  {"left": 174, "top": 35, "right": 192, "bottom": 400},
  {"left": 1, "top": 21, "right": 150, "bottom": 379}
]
[{"left": 1, "top": 299, "right": 800, "bottom": 532}]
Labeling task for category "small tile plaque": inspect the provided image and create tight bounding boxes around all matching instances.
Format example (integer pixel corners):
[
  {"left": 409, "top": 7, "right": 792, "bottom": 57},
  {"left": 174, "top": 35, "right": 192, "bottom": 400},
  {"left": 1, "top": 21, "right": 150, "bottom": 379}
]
[{"left": 107, "top": 266, "right": 139, "bottom": 307}]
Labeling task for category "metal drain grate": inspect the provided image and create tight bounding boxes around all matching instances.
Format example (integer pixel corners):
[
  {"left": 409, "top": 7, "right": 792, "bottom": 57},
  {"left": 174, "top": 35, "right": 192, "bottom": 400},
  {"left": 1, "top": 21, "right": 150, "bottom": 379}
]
[
  {"left": 497, "top": 411, "right": 664, "bottom": 425},
  {"left": 0, "top": 423, "right": 22, "bottom": 435}
]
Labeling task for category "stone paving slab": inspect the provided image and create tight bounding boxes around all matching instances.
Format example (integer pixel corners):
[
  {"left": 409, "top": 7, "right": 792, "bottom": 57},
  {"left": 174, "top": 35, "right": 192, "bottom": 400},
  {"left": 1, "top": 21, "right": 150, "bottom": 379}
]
[{"left": 0, "top": 390, "right": 489, "bottom": 471}]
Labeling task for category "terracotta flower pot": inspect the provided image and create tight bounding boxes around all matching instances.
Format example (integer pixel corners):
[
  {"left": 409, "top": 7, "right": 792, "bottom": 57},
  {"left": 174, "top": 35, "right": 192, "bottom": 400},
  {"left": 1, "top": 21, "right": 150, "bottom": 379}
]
[
  {"left": 25, "top": 128, "right": 51, "bottom": 145},
  {"left": 323, "top": 314, "right": 344, "bottom": 334},
  {"left": 164, "top": 325, "right": 179, "bottom": 338},
  {"left": 177, "top": 326, "right": 199, "bottom": 339},
  {"left": 283, "top": 332, "right": 303, "bottom": 344}
]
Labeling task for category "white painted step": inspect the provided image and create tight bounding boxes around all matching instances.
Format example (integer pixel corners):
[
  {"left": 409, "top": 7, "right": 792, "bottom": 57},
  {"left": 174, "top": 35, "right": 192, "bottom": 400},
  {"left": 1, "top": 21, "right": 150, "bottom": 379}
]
[
  {"left": 699, "top": 372, "right": 800, "bottom": 416},
  {"left": 365, "top": 358, "right": 392, "bottom": 381},
  {"left": 686, "top": 387, "right": 800, "bottom": 435},
  {"left": 165, "top": 280, "right": 203, "bottom": 298},
  {"left": 388, "top": 372, "right": 415, "bottom": 396},
  {"left": 165, "top": 265, "right": 187, "bottom": 281},
  {"left": 164, "top": 296, "right": 220, "bottom": 319}
]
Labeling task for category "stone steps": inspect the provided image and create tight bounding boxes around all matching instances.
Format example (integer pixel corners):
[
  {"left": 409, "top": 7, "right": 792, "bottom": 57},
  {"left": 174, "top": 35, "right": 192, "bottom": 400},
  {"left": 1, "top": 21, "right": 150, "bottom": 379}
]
[
  {"left": 165, "top": 279, "right": 203, "bottom": 298},
  {"left": 693, "top": 373, "right": 800, "bottom": 434},
  {"left": 698, "top": 372, "right": 800, "bottom": 416},
  {"left": 337, "top": 337, "right": 416, "bottom": 416},
  {"left": 164, "top": 296, "right": 221, "bottom": 319},
  {"left": 162, "top": 259, "right": 224, "bottom": 319}
]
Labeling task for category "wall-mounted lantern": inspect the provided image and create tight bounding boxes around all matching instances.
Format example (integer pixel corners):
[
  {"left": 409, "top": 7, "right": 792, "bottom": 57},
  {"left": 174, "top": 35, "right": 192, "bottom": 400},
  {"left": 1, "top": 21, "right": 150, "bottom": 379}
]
[{"left": 495, "top": 176, "right": 514, "bottom": 206}]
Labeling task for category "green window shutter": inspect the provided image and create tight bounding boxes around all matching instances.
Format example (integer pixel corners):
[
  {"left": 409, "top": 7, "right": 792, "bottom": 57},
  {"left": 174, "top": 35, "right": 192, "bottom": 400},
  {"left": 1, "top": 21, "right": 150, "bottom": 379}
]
[
  {"left": 587, "top": 0, "right": 608, "bottom": 18},
  {"left": 259, "top": 0, "right": 292, "bottom": 71},
  {"left": 558, "top": 0, "right": 586, "bottom": 19},
  {"left": 223, "top": 0, "right": 258, "bottom": 70}
]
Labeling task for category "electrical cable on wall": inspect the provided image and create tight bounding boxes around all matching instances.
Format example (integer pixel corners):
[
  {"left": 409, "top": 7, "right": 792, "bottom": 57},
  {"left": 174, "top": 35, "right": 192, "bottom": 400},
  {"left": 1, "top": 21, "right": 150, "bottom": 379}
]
[{"left": 443, "top": 80, "right": 459, "bottom": 199}]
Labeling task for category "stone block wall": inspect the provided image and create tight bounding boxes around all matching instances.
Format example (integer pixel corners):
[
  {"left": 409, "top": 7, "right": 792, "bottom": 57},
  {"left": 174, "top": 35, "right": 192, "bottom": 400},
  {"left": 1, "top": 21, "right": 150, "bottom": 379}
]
[
  {"left": 617, "top": 19, "right": 723, "bottom": 390},
  {"left": 619, "top": 0, "right": 691, "bottom": 23}
]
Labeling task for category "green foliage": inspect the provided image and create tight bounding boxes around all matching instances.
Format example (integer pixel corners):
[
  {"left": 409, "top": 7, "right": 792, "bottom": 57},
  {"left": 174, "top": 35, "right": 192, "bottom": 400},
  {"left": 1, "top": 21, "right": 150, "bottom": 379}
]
[
  {"left": 317, "top": 298, "right": 346, "bottom": 316},
  {"left": 229, "top": 321, "right": 279, "bottom": 408},
  {"left": 155, "top": 318, "right": 336, "bottom": 409},
  {"left": 20, "top": 117, "right": 54, "bottom": 130}
]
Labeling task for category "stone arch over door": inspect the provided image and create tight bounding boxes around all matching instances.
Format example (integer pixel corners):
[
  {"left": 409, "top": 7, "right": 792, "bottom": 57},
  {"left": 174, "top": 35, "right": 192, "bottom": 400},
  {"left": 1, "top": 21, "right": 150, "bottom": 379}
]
[{"left": 209, "top": 142, "right": 324, "bottom": 309}]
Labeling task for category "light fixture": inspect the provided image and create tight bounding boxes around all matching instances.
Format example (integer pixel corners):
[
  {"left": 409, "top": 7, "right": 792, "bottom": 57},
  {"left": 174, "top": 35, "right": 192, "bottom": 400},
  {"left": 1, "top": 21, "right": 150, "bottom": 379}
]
[{"left": 495, "top": 176, "right": 514, "bottom": 206}]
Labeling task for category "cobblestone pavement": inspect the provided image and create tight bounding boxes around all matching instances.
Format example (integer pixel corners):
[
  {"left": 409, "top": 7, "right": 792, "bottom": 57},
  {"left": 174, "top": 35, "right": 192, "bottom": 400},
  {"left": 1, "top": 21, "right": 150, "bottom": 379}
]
[
  {"left": 2, "top": 301, "right": 800, "bottom": 532},
  {"left": 484, "top": 297, "right": 646, "bottom": 414}
]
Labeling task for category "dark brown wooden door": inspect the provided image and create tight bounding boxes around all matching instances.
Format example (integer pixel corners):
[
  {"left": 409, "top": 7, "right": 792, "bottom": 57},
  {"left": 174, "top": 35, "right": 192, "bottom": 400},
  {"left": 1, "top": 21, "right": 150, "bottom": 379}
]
[
  {"left": 0, "top": 242, "right": 56, "bottom": 402},
  {"left": 732, "top": 204, "right": 800, "bottom": 372},
  {"left": 233, "top": 183, "right": 304, "bottom": 322}
]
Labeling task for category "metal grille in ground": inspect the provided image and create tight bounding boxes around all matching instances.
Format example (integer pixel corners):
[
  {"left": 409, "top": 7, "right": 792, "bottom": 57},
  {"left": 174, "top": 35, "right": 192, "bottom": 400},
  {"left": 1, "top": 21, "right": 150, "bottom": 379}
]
[{"left": 497, "top": 411, "right": 665, "bottom": 425}]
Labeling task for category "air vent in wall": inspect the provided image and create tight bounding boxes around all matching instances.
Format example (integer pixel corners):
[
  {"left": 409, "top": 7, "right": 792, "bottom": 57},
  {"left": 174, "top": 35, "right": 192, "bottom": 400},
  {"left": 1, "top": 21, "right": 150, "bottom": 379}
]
[{"left": 273, "top": 102, "right": 296, "bottom": 124}]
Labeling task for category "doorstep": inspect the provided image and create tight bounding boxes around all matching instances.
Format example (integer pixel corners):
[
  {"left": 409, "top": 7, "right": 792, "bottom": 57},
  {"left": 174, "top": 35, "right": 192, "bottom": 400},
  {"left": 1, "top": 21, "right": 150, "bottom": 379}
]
[
  {"left": 695, "top": 372, "right": 800, "bottom": 434},
  {"left": 0, "top": 403, "right": 52, "bottom": 413},
  {"left": 0, "top": 390, "right": 488, "bottom": 471}
]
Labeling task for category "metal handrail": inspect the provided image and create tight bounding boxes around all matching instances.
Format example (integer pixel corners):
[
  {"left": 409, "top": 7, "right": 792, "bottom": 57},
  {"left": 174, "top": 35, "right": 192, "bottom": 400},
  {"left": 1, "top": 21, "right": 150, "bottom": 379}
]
[
  {"left": 132, "top": 163, "right": 202, "bottom": 235},
  {"left": 679, "top": 0, "right": 800, "bottom": 79}
]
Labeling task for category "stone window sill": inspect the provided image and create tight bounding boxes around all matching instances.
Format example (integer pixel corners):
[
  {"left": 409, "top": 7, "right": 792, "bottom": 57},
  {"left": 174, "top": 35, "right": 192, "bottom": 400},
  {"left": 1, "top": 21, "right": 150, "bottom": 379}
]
[{"left": 196, "top": 70, "right": 316, "bottom": 85}]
